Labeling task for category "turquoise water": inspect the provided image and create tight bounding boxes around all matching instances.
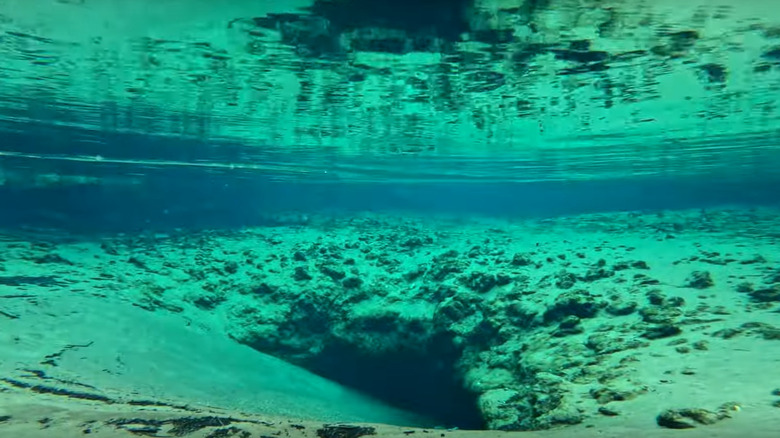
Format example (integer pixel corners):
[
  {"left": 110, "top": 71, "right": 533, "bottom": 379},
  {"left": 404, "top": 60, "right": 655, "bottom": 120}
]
[{"left": 1, "top": 1, "right": 780, "bottom": 437}]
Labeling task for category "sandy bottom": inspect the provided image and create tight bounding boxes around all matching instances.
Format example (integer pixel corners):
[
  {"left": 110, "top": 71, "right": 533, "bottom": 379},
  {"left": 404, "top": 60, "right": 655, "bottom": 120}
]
[
  {"left": 1, "top": 389, "right": 778, "bottom": 438},
  {"left": 1, "top": 207, "right": 779, "bottom": 438}
]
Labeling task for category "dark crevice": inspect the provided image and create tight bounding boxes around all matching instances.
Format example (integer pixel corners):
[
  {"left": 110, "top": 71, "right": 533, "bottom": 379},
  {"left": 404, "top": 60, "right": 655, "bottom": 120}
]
[{"left": 303, "top": 339, "right": 485, "bottom": 430}]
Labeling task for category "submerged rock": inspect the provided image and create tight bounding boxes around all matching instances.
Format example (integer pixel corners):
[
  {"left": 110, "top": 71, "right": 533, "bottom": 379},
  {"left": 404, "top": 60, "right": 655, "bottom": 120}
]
[
  {"left": 317, "top": 424, "right": 376, "bottom": 438},
  {"left": 342, "top": 276, "right": 363, "bottom": 289},
  {"left": 435, "top": 297, "right": 496, "bottom": 346},
  {"left": 598, "top": 406, "right": 620, "bottom": 416},
  {"left": 477, "top": 388, "right": 523, "bottom": 430},
  {"left": 641, "top": 324, "right": 682, "bottom": 340},
  {"left": 554, "top": 271, "right": 578, "bottom": 289},
  {"left": 69, "top": 210, "right": 775, "bottom": 433},
  {"left": 460, "top": 271, "right": 499, "bottom": 293},
  {"left": 294, "top": 266, "right": 313, "bottom": 281},
  {"left": 429, "top": 256, "right": 469, "bottom": 281},
  {"left": 749, "top": 285, "right": 780, "bottom": 302},
  {"left": 585, "top": 333, "right": 646, "bottom": 354},
  {"left": 510, "top": 253, "right": 534, "bottom": 266},
  {"left": 590, "top": 386, "right": 642, "bottom": 404},
  {"left": 685, "top": 271, "right": 714, "bottom": 289},
  {"left": 543, "top": 290, "right": 602, "bottom": 323},
  {"left": 319, "top": 264, "right": 346, "bottom": 281},
  {"left": 605, "top": 300, "right": 638, "bottom": 316},
  {"left": 657, "top": 403, "right": 739, "bottom": 429},
  {"left": 656, "top": 410, "right": 698, "bottom": 429},
  {"left": 553, "top": 315, "right": 583, "bottom": 337},
  {"left": 580, "top": 266, "right": 614, "bottom": 282}
]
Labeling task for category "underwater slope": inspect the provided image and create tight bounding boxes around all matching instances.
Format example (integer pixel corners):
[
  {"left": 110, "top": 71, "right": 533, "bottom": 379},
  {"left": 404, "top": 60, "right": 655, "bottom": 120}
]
[{"left": 0, "top": 283, "right": 429, "bottom": 426}]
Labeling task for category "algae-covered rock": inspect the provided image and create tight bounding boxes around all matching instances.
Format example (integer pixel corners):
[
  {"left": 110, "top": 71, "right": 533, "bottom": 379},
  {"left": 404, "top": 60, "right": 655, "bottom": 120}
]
[
  {"left": 634, "top": 273, "right": 661, "bottom": 286},
  {"left": 477, "top": 389, "right": 523, "bottom": 430},
  {"left": 590, "top": 386, "right": 642, "bottom": 404},
  {"left": 552, "top": 315, "right": 583, "bottom": 337},
  {"left": 402, "top": 265, "right": 427, "bottom": 282},
  {"left": 685, "top": 271, "right": 714, "bottom": 289},
  {"left": 429, "top": 258, "right": 469, "bottom": 281},
  {"left": 319, "top": 264, "right": 346, "bottom": 281},
  {"left": 554, "top": 270, "right": 578, "bottom": 289},
  {"left": 740, "top": 322, "right": 780, "bottom": 340},
  {"left": 334, "top": 310, "right": 433, "bottom": 355},
  {"left": 460, "top": 271, "right": 499, "bottom": 293},
  {"left": 657, "top": 409, "right": 697, "bottom": 429},
  {"left": 656, "top": 403, "right": 738, "bottom": 429},
  {"left": 399, "top": 235, "right": 433, "bottom": 249},
  {"left": 711, "top": 327, "right": 743, "bottom": 339},
  {"left": 434, "top": 293, "right": 483, "bottom": 327},
  {"left": 639, "top": 306, "right": 682, "bottom": 324},
  {"left": 502, "top": 302, "right": 537, "bottom": 329},
  {"left": 598, "top": 406, "right": 620, "bottom": 416},
  {"left": 646, "top": 289, "right": 666, "bottom": 305},
  {"left": 510, "top": 253, "right": 534, "bottom": 267},
  {"left": 543, "top": 290, "right": 602, "bottom": 323},
  {"left": 294, "top": 266, "right": 313, "bottom": 281},
  {"left": 641, "top": 324, "right": 682, "bottom": 340},
  {"left": 542, "top": 403, "right": 584, "bottom": 427},
  {"left": 749, "top": 284, "right": 780, "bottom": 302},
  {"left": 434, "top": 294, "right": 496, "bottom": 346},
  {"left": 342, "top": 276, "right": 363, "bottom": 289},
  {"left": 465, "top": 367, "right": 516, "bottom": 393},
  {"left": 764, "top": 268, "right": 780, "bottom": 284},
  {"left": 190, "top": 290, "right": 227, "bottom": 310},
  {"left": 580, "top": 266, "right": 613, "bottom": 282},
  {"left": 585, "top": 333, "right": 647, "bottom": 354},
  {"left": 605, "top": 300, "right": 638, "bottom": 316},
  {"left": 765, "top": 328, "right": 780, "bottom": 341}
]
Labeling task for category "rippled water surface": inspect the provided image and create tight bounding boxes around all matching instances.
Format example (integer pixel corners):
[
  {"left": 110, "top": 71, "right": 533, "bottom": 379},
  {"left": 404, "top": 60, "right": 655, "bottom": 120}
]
[{"left": 1, "top": 0, "right": 779, "bottom": 183}]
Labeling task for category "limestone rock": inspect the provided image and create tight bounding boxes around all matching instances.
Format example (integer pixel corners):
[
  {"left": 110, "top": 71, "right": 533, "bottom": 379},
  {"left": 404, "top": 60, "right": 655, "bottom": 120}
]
[
  {"left": 685, "top": 271, "right": 714, "bottom": 289},
  {"left": 656, "top": 403, "right": 737, "bottom": 429},
  {"left": 543, "top": 290, "right": 602, "bottom": 323}
]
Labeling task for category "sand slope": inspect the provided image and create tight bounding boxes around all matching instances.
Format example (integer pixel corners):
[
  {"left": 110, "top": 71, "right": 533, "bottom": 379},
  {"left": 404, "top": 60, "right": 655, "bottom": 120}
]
[{"left": 0, "top": 287, "right": 427, "bottom": 426}]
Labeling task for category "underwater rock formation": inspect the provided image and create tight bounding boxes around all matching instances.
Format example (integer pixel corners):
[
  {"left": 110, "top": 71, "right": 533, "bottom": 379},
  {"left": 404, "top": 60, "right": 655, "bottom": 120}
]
[
  {"left": 656, "top": 402, "right": 739, "bottom": 429},
  {"left": 3, "top": 208, "right": 779, "bottom": 431}
]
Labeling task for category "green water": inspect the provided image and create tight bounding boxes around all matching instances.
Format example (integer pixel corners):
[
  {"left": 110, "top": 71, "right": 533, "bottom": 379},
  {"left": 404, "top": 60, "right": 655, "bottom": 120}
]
[{"left": 0, "top": 1, "right": 779, "bottom": 437}]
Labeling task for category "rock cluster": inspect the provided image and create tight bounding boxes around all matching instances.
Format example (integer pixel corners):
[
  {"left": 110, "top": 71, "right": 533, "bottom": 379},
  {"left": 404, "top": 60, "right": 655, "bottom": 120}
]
[{"left": 7, "top": 209, "right": 779, "bottom": 431}]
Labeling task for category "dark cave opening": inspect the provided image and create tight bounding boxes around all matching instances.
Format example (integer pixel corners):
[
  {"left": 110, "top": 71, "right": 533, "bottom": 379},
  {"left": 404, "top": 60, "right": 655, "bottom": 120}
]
[{"left": 306, "top": 339, "right": 486, "bottom": 430}]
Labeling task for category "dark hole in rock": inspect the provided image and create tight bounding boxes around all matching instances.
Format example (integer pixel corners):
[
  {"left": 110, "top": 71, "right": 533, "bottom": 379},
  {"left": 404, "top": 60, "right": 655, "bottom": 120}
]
[{"left": 304, "top": 339, "right": 485, "bottom": 430}]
